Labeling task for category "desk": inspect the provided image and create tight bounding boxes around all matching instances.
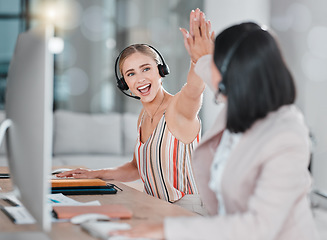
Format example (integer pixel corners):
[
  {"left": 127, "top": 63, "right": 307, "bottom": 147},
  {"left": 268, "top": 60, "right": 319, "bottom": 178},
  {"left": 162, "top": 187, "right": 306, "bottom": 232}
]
[{"left": 0, "top": 167, "right": 195, "bottom": 239}]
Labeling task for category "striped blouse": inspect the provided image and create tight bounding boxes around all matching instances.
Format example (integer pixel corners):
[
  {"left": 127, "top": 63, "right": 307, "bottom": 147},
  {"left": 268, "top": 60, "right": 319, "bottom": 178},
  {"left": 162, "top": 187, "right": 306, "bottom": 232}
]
[{"left": 134, "top": 113, "right": 200, "bottom": 203}]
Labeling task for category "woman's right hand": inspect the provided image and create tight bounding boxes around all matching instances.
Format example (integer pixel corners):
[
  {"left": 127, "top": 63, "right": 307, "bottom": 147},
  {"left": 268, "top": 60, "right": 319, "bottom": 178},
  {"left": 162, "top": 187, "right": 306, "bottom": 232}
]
[{"left": 56, "top": 168, "right": 100, "bottom": 179}]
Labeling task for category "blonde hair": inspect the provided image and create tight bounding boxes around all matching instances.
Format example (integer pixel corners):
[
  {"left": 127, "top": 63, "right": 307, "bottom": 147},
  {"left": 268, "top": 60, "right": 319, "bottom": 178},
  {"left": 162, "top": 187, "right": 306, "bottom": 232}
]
[{"left": 118, "top": 44, "right": 161, "bottom": 75}]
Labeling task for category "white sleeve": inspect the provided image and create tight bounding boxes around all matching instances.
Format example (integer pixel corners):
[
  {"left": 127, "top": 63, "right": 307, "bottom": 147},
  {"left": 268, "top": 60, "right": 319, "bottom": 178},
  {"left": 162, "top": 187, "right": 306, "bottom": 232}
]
[{"left": 194, "top": 54, "right": 215, "bottom": 91}]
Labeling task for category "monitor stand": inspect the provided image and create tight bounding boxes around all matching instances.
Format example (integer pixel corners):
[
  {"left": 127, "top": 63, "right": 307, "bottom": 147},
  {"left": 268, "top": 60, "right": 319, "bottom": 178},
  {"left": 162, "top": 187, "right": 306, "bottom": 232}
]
[
  {"left": 0, "top": 119, "right": 14, "bottom": 199},
  {"left": 0, "top": 119, "right": 12, "bottom": 147}
]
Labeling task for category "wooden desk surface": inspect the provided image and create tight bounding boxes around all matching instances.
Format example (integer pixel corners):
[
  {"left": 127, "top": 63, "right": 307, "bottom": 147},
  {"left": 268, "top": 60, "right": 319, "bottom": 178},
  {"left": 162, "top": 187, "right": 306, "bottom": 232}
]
[{"left": 0, "top": 167, "right": 195, "bottom": 239}]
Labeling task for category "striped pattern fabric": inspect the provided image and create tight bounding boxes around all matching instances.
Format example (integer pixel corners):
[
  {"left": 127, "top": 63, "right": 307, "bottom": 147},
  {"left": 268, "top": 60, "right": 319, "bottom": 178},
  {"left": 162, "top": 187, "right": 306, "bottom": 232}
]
[{"left": 135, "top": 113, "right": 200, "bottom": 202}]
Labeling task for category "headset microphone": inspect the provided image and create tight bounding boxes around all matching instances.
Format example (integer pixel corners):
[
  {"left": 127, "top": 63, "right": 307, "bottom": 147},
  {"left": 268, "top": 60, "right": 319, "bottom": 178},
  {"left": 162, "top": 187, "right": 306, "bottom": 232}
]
[{"left": 119, "top": 88, "right": 141, "bottom": 100}]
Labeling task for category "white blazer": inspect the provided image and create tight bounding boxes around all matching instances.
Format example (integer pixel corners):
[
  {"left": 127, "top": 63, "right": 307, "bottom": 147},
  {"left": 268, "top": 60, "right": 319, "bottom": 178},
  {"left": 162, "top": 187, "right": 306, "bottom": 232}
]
[{"left": 164, "top": 104, "right": 319, "bottom": 240}]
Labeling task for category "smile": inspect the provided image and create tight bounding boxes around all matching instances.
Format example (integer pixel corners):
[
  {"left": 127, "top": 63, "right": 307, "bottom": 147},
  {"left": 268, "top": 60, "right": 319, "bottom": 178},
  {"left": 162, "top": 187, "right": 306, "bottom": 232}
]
[{"left": 137, "top": 84, "right": 151, "bottom": 94}]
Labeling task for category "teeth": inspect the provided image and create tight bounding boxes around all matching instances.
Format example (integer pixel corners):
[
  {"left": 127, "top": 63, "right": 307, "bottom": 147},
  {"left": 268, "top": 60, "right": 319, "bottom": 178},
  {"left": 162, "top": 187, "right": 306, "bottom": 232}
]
[{"left": 138, "top": 84, "right": 150, "bottom": 90}]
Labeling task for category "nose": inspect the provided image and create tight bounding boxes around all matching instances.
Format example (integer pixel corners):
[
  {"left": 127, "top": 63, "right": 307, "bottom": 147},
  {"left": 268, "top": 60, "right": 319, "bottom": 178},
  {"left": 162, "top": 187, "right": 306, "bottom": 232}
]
[{"left": 137, "top": 77, "right": 146, "bottom": 83}]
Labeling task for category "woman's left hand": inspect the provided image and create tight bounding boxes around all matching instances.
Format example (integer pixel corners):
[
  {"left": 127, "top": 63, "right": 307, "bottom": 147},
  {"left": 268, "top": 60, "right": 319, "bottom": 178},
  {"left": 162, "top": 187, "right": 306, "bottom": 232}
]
[
  {"left": 110, "top": 222, "right": 165, "bottom": 240},
  {"left": 180, "top": 9, "right": 215, "bottom": 64}
]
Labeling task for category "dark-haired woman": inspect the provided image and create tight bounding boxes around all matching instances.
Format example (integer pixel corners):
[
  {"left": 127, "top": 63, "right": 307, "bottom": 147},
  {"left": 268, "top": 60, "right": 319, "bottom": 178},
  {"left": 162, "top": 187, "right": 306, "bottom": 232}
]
[{"left": 113, "top": 21, "right": 319, "bottom": 240}]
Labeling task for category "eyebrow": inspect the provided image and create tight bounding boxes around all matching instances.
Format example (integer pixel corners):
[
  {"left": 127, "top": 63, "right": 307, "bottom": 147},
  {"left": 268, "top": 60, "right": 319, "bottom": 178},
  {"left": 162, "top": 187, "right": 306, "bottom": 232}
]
[{"left": 124, "top": 63, "right": 151, "bottom": 75}]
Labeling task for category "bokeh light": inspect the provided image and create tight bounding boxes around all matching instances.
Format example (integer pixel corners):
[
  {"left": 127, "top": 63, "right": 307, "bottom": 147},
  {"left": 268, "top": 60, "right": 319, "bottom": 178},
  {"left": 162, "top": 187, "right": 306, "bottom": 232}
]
[
  {"left": 106, "top": 38, "right": 116, "bottom": 50},
  {"left": 37, "top": 0, "right": 82, "bottom": 30},
  {"left": 55, "top": 0, "right": 82, "bottom": 30},
  {"left": 271, "top": 2, "right": 311, "bottom": 32},
  {"left": 287, "top": 3, "right": 311, "bottom": 32},
  {"left": 307, "top": 26, "right": 327, "bottom": 60},
  {"left": 81, "top": 6, "right": 113, "bottom": 42},
  {"left": 302, "top": 52, "right": 327, "bottom": 82},
  {"left": 62, "top": 68, "right": 89, "bottom": 96},
  {"left": 48, "top": 37, "right": 64, "bottom": 54}
]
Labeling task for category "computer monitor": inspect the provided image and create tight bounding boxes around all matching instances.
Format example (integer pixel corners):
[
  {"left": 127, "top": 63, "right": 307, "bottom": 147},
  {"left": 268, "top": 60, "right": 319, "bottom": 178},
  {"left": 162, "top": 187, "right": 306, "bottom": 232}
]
[{"left": 0, "top": 24, "right": 54, "bottom": 232}]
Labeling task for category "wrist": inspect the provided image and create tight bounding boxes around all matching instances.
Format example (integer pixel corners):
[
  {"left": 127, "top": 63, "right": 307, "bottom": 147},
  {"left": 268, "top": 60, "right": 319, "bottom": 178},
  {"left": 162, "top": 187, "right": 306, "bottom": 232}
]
[
  {"left": 191, "top": 59, "right": 197, "bottom": 65},
  {"left": 94, "top": 169, "right": 106, "bottom": 179}
]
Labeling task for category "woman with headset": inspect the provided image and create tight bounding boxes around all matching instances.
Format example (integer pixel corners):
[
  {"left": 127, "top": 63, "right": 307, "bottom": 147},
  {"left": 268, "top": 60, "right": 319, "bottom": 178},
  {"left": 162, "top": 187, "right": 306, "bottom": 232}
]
[
  {"left": 112, "top": 14, "right": 319, "bottom": 240},
  {"left": 57, "top": 9, "right": 214, "bottom": 215}
]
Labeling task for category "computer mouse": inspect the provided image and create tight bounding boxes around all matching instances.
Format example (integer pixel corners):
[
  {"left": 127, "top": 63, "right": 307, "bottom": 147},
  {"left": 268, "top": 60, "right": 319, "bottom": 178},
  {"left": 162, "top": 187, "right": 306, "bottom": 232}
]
[
  {"left": 70, "top": 213, "right": 111, "bottom": 225},
  {"left": 51, "top": 168, "right": 73, "bottom": 175}
]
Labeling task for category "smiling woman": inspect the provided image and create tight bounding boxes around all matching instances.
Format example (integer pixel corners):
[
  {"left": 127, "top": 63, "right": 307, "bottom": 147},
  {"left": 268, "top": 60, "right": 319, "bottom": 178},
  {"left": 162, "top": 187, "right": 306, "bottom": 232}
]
[
  {"left": 56, "top": 9, "right": 214, "bottom": 215},
  {"left": 118, "top": 46, "right": 166, "bottom": 100}
]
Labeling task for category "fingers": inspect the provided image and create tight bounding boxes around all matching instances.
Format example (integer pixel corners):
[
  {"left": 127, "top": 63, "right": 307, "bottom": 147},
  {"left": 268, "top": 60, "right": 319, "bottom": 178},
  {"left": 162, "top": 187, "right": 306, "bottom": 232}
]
[
  {"left": 183, "top": 8, "right": 215, "bottom": 62},
  {"left": 199, "top": 12, "right": 206, "bottom": 37},
  {"left": 180, "top": 28, "right": 190, "bottom": 40},
  {"left": 180, "top": 28, "right": 192, "bottom": 56},
  {"left": 195, "top": 8, "right": 201, "bottom": 22},
  {"left": 211, "top": 30, "right": 215, "bottom": 42},
  {"left": 56, "top": 168, "right": 88, "bottom": 178},
  {"left": 206, "top": 20, "right": 215, "bottom": 42},
  {"left": 190, "top": 8, "right": 201, "bottom": 38},
  {"left": 56, "top": 170, "right": 74, "bottom": 178},
  {"left": 192, "top": 10, "right": 209, "bottom": 40},
  {"left": 56, "top": 173, "right": 70, "bottom": 178},
  {"left": 206, "top": 20, "right": 211, "bottom": 38},
  {"left": 189, "top": 10, "right": 195, "bottom": 37},
  {"left": 192, "top": 16, "right": 201, "bottom": 39},
  {"left": 71, "top": 173, "right": 89, "bottom": 179}
]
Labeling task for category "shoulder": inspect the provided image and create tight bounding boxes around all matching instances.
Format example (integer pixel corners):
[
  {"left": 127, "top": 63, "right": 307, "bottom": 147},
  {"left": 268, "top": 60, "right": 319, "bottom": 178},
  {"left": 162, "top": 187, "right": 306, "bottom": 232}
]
[
  {"left": 263, "top": 105, "right": 308, "bottom": 137},
  {"left": 250, "top": 105, "right": 310, "bottom": 161},
  {"left": 249, "top": 105, "right": 307, "bottom": 135}
]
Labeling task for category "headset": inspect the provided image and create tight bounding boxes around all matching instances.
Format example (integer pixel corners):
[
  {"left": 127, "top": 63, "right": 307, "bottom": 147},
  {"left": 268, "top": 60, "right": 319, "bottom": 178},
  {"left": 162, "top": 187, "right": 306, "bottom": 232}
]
[
  {"left": 114, "top": 44, "right": 170, "bottom": 100},
  {"left": 218, "top": 28, "right": 261, "bottom": 96}
]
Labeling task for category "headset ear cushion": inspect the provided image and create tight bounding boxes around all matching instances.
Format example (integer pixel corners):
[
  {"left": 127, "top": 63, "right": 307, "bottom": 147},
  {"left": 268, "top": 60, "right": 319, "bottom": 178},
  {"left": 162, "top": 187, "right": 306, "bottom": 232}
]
[
  {"left": 117, "top": 77, "right": 129, "bottom": 91},
  {"left": 158, "top": 64, "right": 170, "bottom": 77}
]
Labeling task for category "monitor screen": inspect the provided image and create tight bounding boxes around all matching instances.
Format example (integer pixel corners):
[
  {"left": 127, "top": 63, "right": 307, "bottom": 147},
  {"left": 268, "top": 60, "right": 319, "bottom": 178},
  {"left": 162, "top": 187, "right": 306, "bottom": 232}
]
[{"left": 3, "top": 24, "right": 54, "bottom": 232}]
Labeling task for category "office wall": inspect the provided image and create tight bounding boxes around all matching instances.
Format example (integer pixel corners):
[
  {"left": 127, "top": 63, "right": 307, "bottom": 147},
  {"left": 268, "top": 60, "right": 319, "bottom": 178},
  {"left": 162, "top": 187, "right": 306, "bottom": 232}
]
[
  {"left": 270, "top": 0, "right": 327, "bottom": 193},
  {"left": 203, "top": 0, "right": 327, "bottom": 193},
  {"left": 202, "top": 0, "right": 270, "bottom": 130}
]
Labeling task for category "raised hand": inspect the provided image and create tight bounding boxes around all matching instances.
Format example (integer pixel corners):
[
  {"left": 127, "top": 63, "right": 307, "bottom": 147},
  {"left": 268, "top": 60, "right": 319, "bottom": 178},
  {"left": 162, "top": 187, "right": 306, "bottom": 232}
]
[{"left": 180, "top": 8, "right": 215, "bottom": 63}]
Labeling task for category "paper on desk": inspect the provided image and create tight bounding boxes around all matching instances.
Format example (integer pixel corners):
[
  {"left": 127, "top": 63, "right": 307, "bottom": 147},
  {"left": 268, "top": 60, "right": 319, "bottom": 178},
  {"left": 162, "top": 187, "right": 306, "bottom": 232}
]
[
  {"left": 5, "top": 193, "right": 100, "bottom": 207},
  {"left": 81, "top": 222, "right": 153, "bottom": 240},
  {"left": 48, "top": 193, "right": 101, "bottom": 206}
]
